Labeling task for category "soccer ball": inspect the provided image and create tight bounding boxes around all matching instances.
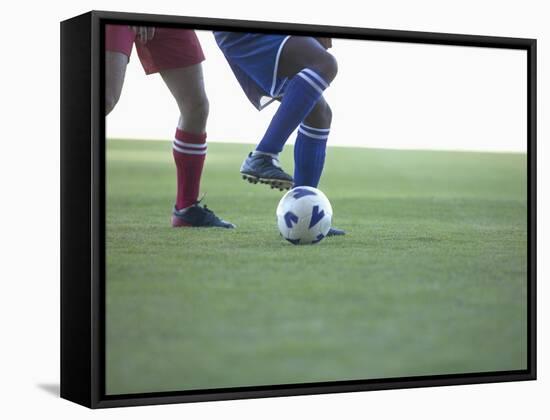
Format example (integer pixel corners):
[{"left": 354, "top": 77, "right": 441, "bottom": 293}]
[{"left": 276, "top": 186, "right": 333, "bottom": 245}]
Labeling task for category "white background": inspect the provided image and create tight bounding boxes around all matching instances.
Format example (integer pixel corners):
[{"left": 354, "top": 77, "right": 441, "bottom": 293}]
[
  {"left": 109, "top": 31, "right": 527, "bottom": 152},
  {"left": 0, "top": 0, "right": 547, "bottom": 419}
]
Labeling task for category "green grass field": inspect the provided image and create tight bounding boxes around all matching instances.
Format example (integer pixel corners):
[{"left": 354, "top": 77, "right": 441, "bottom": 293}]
[{"left": 106, "top": 139, "right": 527, "bottom": 395}]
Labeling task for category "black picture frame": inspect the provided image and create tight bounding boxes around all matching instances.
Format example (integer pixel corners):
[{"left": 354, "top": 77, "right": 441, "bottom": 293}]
[{"left": 60, "top": 10, "right": 537, "bottom": 409}]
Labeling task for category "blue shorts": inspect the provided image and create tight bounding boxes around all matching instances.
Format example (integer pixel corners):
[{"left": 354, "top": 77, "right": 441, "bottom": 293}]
[{"left": 214, "top": 32, "right": 291, "bottom": 110}]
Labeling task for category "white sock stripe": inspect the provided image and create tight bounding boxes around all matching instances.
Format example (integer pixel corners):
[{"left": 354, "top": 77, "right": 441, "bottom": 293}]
[
  {"left": 173, "top": 144, "right": 207, "bottom": 155},
  {"left": 298, "top": 127, "right": 329, "bottom": 140},
  {"left": 297, "top": 72, "right": 325, "bottom": 95},
  {"left": 302, "top": 68, "right": 329, "bottom": 89},
  {"left": 174, "top": 139, "right": 207, "bottom": 149},
  {"left": 300, "top": 123, "right": 330, "bottom": 133},
  {"left": 270, "top": 35, "right": 292, "bottom": 97}
]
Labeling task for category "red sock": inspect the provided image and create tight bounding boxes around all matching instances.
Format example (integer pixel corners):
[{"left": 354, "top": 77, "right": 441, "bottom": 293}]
[{"left": 173, "top": 129, "right": 207, "bottom": 210}]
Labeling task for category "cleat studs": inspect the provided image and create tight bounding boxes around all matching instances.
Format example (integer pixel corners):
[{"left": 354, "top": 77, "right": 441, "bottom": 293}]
[{"left": 243, "top": 175, "right": 293, "bottom": 191}]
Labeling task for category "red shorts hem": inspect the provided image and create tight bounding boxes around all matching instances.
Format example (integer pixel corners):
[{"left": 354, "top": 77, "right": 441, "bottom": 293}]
[{"left": 105, "top": 25, "right": 205, "bottom": 74}]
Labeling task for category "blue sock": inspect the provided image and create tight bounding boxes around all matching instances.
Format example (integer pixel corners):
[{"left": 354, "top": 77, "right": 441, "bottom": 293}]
[
  {"left": 256, "top": 69, "right": 329, "bottom": 154},
  {"left": 293, "top": 123, "right": 329, "bottom": 187}
]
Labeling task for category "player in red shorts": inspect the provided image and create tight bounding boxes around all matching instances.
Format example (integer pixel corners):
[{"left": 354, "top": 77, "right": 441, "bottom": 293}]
[{"left": 105, "top": 25, "right": 234, "bottom": 228}]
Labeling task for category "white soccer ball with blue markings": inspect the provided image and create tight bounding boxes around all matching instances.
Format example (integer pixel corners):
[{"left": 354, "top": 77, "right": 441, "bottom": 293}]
[{"left": 276, "top": 186, "right": 333, "bottom": 245}]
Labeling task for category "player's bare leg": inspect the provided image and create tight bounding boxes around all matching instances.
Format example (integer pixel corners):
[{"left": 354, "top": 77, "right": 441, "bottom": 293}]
[
  {"left": 105, "top": 51, "right": 129, "bottom": 115},
  {"left": 302, "top": 97, "right": 332, "bottom": 129},
  {"left": 160, "top": 63, "right": 209, "bottom": 134},
  {"left": 160, "top": 63, "right": 234, "bottom": 228}
]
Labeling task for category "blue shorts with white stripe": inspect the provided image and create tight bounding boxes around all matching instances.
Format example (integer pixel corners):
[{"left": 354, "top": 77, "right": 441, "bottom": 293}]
[{"left": 214, "top": 32, "right": 291, "bottom": 110}]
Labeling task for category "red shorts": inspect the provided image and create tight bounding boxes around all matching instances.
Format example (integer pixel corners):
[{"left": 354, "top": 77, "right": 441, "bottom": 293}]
[{"left": 105, "top": 25, "right": 205, "bottom": 74}]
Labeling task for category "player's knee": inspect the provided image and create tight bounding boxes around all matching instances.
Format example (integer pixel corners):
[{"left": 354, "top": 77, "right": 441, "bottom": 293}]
[
  {"left": 191, "top": 97, "right": 209, "bottom": 124},
  {"left": 318, "top": 53, "right": 338, "bottom": 84},
  {"left": 181, "top": 96, "right": 209, "bottom": 127}
]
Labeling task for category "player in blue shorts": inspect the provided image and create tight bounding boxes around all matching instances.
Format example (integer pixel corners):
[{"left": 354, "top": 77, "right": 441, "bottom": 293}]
[{"left": 214, "top": 33, "right": 344, "bottom": 236}]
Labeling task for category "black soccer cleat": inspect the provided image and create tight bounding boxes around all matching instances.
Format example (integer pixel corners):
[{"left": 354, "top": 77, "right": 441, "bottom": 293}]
[
  {"left": 171, "top": 203, "right": 235, "bottom": 228},
  {"left": 240, "top": 152, "right": 293, "bottom": 191},
  {"left": 326, "top": 227, "right": 346, "bottom": 237}
]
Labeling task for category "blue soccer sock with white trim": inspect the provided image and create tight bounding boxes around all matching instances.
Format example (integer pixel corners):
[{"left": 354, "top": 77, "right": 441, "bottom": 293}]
[
  {"left": 293, "top": 123, "right": 329, "bottom": 187},
  {"left": 256, "top": 68, "right": 329, "bottom": 154}
]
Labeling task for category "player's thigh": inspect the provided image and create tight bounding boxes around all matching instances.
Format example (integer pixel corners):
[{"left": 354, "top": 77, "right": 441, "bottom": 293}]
[
  {"left": 159, "top": 63, "right": 209, "bottom": 115},
  {"left": 105, "top": 51, "right": 129, "bottom": 115},
  {"left": 277, "top": 36, "right": 338, "bottom": 82}
]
